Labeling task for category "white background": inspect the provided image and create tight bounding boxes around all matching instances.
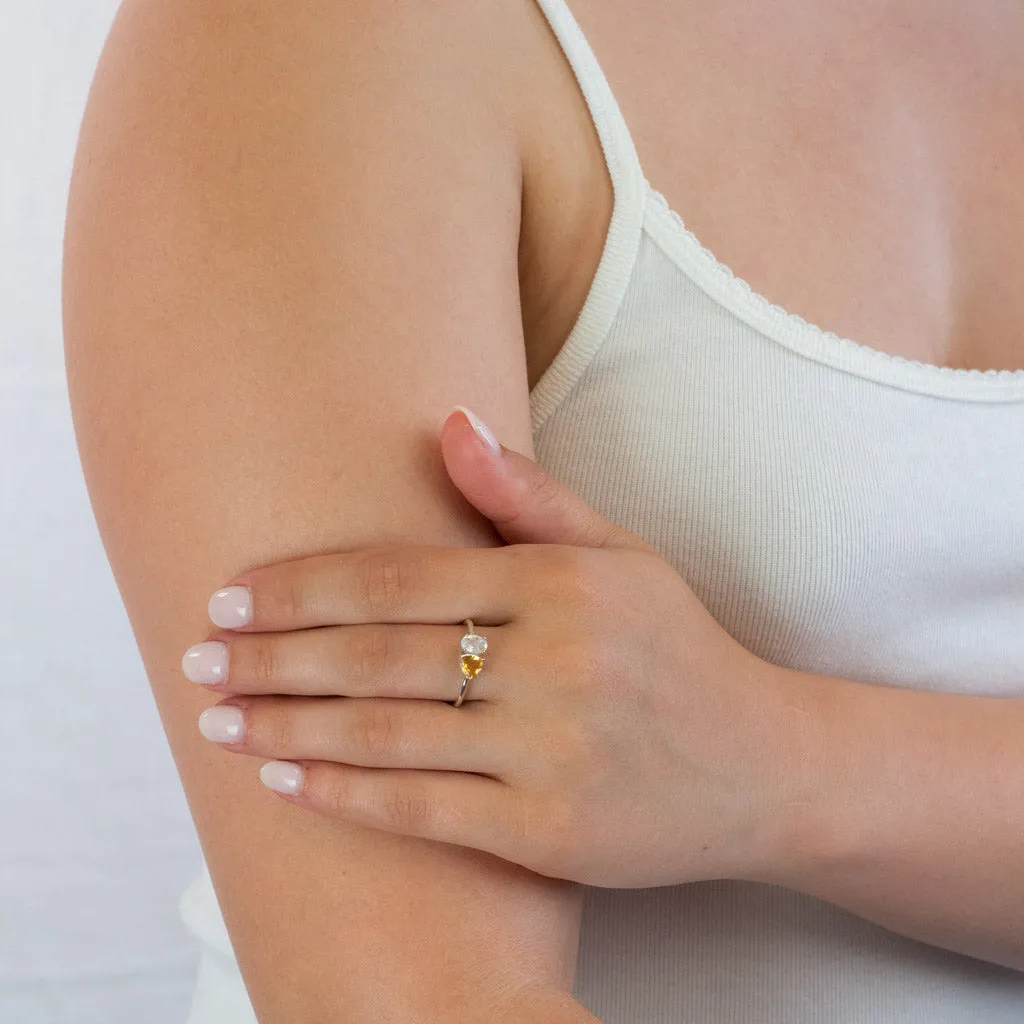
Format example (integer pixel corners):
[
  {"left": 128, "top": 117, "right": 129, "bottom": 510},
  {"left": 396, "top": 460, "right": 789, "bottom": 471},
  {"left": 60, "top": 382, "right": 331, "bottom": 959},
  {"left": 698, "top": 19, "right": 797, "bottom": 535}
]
[{"left": 1, "top": 2, "right": 205, "bottom": 1021}]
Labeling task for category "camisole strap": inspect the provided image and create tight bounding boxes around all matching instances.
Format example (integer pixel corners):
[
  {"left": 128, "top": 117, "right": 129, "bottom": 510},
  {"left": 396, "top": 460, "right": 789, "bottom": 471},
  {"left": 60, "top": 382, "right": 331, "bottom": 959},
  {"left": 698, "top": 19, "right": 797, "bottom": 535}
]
[{"left": 528, "top": 0, "right": 649, "bottom": 431}]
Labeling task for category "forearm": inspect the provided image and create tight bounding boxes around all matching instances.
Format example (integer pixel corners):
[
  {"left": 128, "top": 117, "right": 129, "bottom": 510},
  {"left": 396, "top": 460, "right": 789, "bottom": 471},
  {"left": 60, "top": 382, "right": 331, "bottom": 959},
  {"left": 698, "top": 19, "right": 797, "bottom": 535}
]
[{"left": 762, "top": 665, "right": 1024, "bottom": 971}]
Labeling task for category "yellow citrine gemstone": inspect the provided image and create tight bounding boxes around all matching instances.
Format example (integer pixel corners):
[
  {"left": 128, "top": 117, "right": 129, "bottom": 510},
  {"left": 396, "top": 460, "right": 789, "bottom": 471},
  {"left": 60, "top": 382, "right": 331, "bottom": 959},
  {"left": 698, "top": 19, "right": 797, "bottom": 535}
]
[{"left": 460, "top": 654, "right": 484, "bottom": 679}]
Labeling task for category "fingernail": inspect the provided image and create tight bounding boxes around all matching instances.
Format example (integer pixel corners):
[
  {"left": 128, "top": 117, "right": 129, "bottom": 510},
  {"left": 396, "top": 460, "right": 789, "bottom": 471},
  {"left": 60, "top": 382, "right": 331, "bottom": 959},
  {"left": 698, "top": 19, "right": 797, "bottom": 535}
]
[
  {"left": 198, "top": 705, "right": 246, "bottom": 743},
  {"left": 453, "top": 405, "right": 501, "bottom": 457},
  {"left": 182, "top": 641, "right": 229, "bottom": 684},
  {"left": 260, "top": 760, "right": 305, "bottom": 795},
  {"left": 209, "top": 586, "right": 252, "bottom": 628}
]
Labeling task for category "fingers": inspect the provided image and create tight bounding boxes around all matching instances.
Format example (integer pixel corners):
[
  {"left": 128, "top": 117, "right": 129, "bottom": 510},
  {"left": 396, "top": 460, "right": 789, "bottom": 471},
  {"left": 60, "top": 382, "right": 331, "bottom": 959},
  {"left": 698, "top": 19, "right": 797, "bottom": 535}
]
[
  {"left": 197, "top": 695, "right": 509, "bottom": 777},
  {"left": 183, "top": 622, "right": 527, "bottom": 702},
  {"left": 206, "top": 543, "right": 536, "bottom": 632},
  {"left": 258, "top": 759, "right": 529, "bottom": 862},
  {"left": 442, "top": 412, "right": 652, "bottom": 553}
]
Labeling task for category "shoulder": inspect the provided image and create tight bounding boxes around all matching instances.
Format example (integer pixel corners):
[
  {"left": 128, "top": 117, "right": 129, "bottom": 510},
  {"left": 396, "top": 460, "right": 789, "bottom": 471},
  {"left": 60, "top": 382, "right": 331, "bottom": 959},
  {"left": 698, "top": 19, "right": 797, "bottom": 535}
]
[
  {"left": 67, "top": 0, "right": 544, "bottom": 341},
  {"left": 85, "top": 0, "right": 533, "bottom": 197}
]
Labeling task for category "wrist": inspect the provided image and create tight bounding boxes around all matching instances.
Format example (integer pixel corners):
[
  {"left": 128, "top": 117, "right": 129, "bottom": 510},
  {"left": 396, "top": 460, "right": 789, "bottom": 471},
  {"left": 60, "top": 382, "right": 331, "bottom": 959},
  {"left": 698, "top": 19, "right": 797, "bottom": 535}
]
[{"left": 739, "top": 660, "right": 851, "bottom": 891}]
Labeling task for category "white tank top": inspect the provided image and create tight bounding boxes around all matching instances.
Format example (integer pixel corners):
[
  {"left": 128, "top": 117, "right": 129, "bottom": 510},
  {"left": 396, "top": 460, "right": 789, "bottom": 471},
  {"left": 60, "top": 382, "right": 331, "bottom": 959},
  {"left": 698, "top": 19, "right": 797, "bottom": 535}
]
[{"left": 178, "top": 0, "right": 1024, "bottom": 1020}]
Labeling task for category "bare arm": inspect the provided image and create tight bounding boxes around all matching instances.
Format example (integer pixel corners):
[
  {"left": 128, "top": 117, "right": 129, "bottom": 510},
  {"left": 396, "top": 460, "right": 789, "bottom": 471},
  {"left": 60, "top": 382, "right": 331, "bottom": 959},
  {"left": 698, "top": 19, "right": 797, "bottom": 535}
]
[
  {"left": 63, "top": 0, "right": 591, "bottom": 1018},
  {"left": 766, "top": 665, "right": 1024, "bottom": 972}
]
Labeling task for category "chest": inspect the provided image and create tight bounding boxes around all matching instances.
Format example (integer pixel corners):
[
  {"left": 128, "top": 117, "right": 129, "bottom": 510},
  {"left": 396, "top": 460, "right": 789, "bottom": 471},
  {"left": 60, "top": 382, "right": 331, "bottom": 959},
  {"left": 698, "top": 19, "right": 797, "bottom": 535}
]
[
  {"left": 517, "top": 0, "right": 1024, "bottom": 387},
  {"left": 531, "top": 239, "right": 1024, "bottom": 694}
]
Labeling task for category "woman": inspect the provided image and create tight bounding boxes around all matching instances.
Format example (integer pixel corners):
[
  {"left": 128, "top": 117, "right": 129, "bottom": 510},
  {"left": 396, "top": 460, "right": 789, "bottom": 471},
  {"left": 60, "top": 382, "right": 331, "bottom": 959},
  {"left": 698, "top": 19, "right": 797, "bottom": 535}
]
[{"left": 62, "top": 0, "right": 1024, "bottom": 1020}]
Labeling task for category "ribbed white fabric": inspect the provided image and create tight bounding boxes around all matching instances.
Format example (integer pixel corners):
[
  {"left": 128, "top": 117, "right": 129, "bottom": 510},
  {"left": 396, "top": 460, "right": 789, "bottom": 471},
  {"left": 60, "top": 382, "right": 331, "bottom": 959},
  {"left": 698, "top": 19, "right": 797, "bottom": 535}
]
[{"left": 177, "top": 0, "right": 1024, "bottom": 1020}]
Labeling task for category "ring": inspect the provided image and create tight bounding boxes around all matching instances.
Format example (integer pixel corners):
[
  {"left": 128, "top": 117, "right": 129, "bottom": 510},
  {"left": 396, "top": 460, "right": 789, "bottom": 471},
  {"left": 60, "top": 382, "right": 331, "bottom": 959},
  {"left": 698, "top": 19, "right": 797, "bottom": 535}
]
[{"left": 452, "top": 618, "right": 487, "bottom": 707}]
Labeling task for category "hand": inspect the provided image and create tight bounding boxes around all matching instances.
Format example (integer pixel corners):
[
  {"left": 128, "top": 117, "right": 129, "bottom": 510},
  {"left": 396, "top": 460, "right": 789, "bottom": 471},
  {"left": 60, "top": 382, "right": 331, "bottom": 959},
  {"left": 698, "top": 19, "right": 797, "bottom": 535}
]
[{"left": 182, "top": 407, "right": 813, "bottom": 889}]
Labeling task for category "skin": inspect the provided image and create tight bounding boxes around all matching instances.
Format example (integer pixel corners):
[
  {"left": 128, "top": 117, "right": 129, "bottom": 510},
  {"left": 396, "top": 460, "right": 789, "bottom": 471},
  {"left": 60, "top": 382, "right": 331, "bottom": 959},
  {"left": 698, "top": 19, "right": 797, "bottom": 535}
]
[
  {"left": 64, "top": 1, "right": 593, "bottom": 1020},
  {"left": 187, "top": 411, "right": 803, "bottom": 891},
  {"left": 193, "top": 407, "right": 1024, "bottom": 973},
  {"left": 63, "top": 0, "right": 1023, "bottom": 1018},
  {"left": 519, "top": 0, "right": 1024, "bottom": 381}
]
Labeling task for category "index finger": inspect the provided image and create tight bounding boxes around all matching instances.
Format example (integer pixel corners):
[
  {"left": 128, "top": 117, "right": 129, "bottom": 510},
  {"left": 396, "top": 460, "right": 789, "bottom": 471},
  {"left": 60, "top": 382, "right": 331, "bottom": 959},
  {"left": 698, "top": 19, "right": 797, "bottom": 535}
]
[{"left": 205, "top": 543, "right": 529, "bottom": 631}]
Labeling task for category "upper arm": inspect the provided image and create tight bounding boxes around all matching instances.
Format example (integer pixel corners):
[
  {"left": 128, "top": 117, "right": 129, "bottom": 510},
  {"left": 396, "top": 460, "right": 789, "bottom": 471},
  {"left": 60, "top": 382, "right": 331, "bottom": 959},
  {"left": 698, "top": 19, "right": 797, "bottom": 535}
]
[{"left": 62, "top": 0, "right": 581, "bottom": 1017}]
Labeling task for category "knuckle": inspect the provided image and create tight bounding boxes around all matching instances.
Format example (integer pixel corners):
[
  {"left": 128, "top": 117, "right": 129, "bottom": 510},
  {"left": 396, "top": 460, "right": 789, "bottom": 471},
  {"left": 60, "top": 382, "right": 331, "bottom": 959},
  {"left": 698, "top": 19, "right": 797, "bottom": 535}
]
[
  {"left": 552, "top": 635, "right": 601, "bottom": 698},
  {"left": 251, "top": 638, "right": 278, "bottom": 687},
  {"left": 252, "top": 700, "right": 293, "bottom": 752},
  {"left": 507, "top": 545, "right": 587, "bottom": 609},
  {"left": 349, "top": 700, "right": 398, "bottom": 760},
  {"left": 318, "top": 770, "right": 352, "bottom": 819},
  {"left": 349, "top": 625, "right": 392, "bottom": 694},
  {"left": 524, "top": 465, "right": 564, "bottom": 512},
  {"left": 276, "top": 573, "right": 304, "bottom": 623},
  {"left": 546, "top": 547, "right": 590, "bottom": 600},
  {"left": 358, "top": 550, "right": 411, "bottom": 619},
  {"left": 380, "top": 778, "right": 433, "bottom": 833}
]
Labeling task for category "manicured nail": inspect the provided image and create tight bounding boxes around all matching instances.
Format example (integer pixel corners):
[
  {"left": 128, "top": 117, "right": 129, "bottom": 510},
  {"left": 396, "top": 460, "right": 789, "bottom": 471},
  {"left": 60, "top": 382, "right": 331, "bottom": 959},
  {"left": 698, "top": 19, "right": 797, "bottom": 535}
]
[
  {"left": 260, "top": 760, "right": 305, "bottom": 795},
  {"left": 452, "top": 405, "right": 501, "bottom": 457},
  {"left": 182, "top": 641, "right": 229, "bottom": 684},
  {"left": 209, "top": 586, "right": 252, "bottom": 628},
  {"left": 198, "top": 705, "right": 245, "bottom": 743}
]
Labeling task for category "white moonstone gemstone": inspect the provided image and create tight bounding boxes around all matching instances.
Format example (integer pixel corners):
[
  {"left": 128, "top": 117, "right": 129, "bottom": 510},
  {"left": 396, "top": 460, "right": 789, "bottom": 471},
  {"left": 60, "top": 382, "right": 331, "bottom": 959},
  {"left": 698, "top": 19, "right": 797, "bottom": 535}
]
[{"left": 461, "top": 633, "right": 487, "bottom": 655}]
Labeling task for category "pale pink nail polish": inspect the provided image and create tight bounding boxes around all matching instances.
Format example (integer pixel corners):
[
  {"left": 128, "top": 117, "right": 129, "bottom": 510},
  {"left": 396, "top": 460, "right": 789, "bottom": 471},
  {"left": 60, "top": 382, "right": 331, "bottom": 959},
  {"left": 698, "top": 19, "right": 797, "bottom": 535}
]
[
  {"left": 182, "top": 641, "right": 229, "bottom": 684},
  {"left": 260, "top": 761, "right": 305, "bottom": 795},
  {"left": 198, "top": 706, "right": 245, "bottom": 743},
  {"left": 208, "top": 586, "right": 252, "bottom": 628},
  {"left": 452, "top": 405, "right": 501, "bottom": 457}
]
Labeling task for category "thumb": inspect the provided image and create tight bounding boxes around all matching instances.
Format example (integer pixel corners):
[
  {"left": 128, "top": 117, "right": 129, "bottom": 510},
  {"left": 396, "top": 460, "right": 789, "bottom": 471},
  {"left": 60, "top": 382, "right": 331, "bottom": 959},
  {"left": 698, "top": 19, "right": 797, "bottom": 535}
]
[{"left": 441, "top": 406, "right": 656, "bottom": 552}]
